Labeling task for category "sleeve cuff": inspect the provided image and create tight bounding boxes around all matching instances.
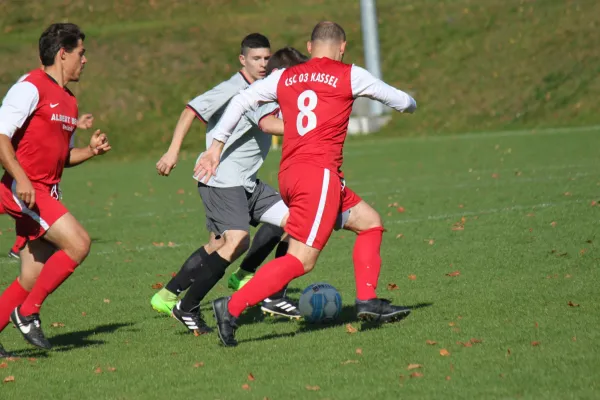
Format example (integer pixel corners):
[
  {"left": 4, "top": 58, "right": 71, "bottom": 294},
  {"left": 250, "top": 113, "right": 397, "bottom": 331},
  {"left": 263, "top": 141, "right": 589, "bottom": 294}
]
[
  {"left": 186, "top": 104, "right": 207, "bottom": 124},
  {"left": 0, "top": 121, "right": 16, "bottom": 138}
]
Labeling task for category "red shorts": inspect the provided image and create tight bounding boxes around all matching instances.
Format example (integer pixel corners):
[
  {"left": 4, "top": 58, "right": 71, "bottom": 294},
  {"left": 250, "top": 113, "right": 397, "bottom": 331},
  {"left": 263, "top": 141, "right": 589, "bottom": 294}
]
[
  {"left": 279, "top": 164, "right": 362, "bottom": 250},
  {"left": 0, "top": 180, "right": 68, "bottom": 242}
]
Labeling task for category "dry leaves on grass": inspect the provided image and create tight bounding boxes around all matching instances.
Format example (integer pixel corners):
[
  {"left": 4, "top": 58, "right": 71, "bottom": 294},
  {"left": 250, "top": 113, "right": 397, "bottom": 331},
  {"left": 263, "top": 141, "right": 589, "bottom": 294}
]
[
  {"left": 387, "top": 283, "right": 399, "bottom": 291},
  {"left": 107, "top": 367, "right": 116, "bottom": 372},
  {"left": 440, "top": 349, "right": 450, "bottom": 356},
  {"left": 242, "top": 384, "right": 250, "bottom": 391},
  {"left": 248, "top": 373, "right": 255, "bottom": 381},
  {"left": 305, "top": 385, "right": 320, "bottom": 391},
  {"left": 407, "top": 364, "right": 422, "bottom": 370},
  {"left": 151, "top": 283, "right": 164, "bottom": 289},
  {"left": 152, "top": 242, "right": 165, "bottom": 247},
  {"left": 167, "top": 241, "right": 176, "bottom": 248},
  {"left": 426, "top": 340, "right": 437, "bottom": 345},
  {"left": 396, "top": 233, "right": 404, "bottom": 239},
  {"left": 355, "top": 348, "right": 363, "bottom": 355},
  {"left": 410, "top": 372, "right": 423, "bottom": 378},
  {"left": 446, "top": 270, "right": 461, "bottom": 277},
  {"left": 531, "top": 341, "right": 541, "bottom": 346},
  {"left": 194, "top": 362, "right": 204, "bottom": 368},
  {"left": 345, "top": 324, "right": 358, "bottom": 334},
  {"left": 3, "top": 376, "right": 15, "bottom": 383},
  {"left": 341, "top": 360, "right": 359, "bottom": 365},
  {"left": 94, "top": 367, "right": 102, "bottom": 374},
  {"left": 397, "top": 206, "right": 406, "bottom": 213},
  {"left": 103, "top": 299, "right": 111, "bottom": 304},
  {"left": 568, "top": 301, "right": 580, "bottom": 307},
  {"left": 177, "top": 189, "right": 185, "bottom": 195},
  {"left": 0, "top": 363, "right": 7, "bottom": 369},
  {"left": 408, "top": 274, "right": 417, "bottom": 281},
  {"left": 50, "top": 322, "right": 65, "bottom": 328}
]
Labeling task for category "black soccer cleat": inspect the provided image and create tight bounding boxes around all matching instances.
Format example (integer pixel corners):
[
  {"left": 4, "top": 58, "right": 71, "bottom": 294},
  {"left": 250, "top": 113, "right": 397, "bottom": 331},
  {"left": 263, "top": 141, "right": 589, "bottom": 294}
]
[
  {"left": 212, "top": 297, "right": 238, "bottom": 347},
  {"left": 356, "top": 298, "right": 411, "bottom": 323},
  {"left": 0, "top": 342, "right": 13, "bottom": 358},
  {"left": 10, "top": 306, "right": 52, "bottom": 350},
  {"left": 171, "top": 301, "right": 212, "bottom": 335},
  {"left": 261, "top": 297, "right": 301, "bottom": 320}
]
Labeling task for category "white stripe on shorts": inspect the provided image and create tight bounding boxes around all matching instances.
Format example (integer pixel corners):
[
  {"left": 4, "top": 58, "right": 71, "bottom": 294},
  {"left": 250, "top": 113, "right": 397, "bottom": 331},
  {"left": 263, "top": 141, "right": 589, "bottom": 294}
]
[
  {"left": 11, "top": 180, "right": 49, "bottom": 230},
  {"left": 306, "top": 168, "right": 330, "bottom": 247}
]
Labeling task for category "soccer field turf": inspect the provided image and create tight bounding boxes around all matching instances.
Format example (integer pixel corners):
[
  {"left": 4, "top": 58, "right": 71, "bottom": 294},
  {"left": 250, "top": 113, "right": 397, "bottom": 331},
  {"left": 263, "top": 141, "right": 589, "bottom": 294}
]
[{"left": 0, "top": 126, "right": 598, "bottom": 399}]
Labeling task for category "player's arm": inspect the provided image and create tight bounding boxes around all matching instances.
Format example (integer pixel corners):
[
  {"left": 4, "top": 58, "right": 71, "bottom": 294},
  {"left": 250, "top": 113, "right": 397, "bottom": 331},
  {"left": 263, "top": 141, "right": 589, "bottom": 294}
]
[
  {"left": 194, "top": 70, "right": 283, "bottom": 183},
  {"left": 258, "top": 115, "right": 284, "bottom": 136},
  {"left": 252, "top": 105, "right": 283, "bottom": 136},
  {"left": 77, "top": 113, "right": 94, "bottom": 130},
  {"left": 155, "top": 107, "right": 196, "bottom": 176},
  {"left": 66, "top": 129, "right": 111, "bottom": 167},
  {"left": 351, "top": 65, "right": 417, "bottom": 113},
  {"left": 0, "top": 81, "right": 38, "bottom": 208}
]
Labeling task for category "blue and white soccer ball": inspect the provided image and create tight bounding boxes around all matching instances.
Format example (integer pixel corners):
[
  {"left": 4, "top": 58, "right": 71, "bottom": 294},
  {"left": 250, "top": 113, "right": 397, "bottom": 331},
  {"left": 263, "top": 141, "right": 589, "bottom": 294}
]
[{"left": 299, "top": 282, "right": 342, "bottom": 323}]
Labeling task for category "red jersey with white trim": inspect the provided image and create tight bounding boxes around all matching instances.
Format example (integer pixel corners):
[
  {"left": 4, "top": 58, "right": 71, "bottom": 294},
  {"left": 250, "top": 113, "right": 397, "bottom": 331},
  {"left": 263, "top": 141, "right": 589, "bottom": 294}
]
[
  {"left": 0, "top": 69, "right": 78, "bottom": 190},
  {"left": 276, "top": 58, "right": 353, "bottom": 175}
]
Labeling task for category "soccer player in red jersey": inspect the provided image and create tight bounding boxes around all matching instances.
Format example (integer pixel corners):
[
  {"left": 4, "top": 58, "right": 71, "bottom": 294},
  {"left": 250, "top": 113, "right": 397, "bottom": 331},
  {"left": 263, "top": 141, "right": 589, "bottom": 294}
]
[
  {"left": 194, "top": 21, "right": 417, "bottom": 346},
  {"left": 0, "top": 23, "right": 111, "bottom": 356}
]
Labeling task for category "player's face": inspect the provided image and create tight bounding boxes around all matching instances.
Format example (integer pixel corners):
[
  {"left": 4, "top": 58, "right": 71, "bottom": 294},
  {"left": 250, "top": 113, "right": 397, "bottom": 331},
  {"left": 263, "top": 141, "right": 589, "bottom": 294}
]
[
  {"left": 240, "top": 48, "right": 271, "bottom": 81},
  {"left": 63, "top": 39, "right": 87, "bottom": 82}
]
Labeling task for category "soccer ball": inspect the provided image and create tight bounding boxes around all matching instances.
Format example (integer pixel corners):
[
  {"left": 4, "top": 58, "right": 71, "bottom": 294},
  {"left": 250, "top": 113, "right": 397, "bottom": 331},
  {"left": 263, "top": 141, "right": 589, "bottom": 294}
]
[{"left": 299, "top": 282, "right": 342, "bottom": 323}]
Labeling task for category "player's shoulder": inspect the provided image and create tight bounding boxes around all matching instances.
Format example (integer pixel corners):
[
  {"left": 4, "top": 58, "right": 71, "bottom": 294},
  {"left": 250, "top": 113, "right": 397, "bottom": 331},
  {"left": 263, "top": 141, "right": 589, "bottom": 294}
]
[{"left": 226, "top": 71, "right": 252, "bottom": 89}]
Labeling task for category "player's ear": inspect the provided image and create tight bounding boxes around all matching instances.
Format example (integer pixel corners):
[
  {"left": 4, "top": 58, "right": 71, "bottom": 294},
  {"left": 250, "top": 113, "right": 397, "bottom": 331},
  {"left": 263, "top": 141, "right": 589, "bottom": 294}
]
[
  {"left": 239, "top": 54, "right": 246, "bottom": 67},
  {"left": 340, "top": 41, "right": 347, "bottom": 55},
  {"left": 306, "top": 41, "right": 312, "bottom": 54}
]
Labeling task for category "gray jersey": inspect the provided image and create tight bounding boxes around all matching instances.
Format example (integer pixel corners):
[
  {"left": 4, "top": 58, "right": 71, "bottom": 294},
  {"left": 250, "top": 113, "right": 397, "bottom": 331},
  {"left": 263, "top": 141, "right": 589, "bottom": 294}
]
[{"left": 189, "top": 72, "right": 278, "bottom": 192}]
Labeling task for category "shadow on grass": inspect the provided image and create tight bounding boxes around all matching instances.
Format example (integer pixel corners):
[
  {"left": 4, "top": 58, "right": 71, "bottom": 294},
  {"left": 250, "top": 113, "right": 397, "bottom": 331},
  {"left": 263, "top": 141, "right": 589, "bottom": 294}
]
[
  {"left": 238, "top": 302, "right": 434, "bottom": 344},
  {"left": 49, "top": 322, "right": 134, "bottom": 352}
]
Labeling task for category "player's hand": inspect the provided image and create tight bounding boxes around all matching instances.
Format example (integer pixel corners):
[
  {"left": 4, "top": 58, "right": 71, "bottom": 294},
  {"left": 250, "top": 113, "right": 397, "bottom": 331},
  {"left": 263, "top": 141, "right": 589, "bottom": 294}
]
[
  {"left": 77, "top": 113, "right": 94, "bottom": 130},
  {"left": 16, "top": 178, "right": 35, "bottom": 209},
  {"left": 193, "top": 149, "right": 220, "bottom": 184},
  {"left": 89, "top": 129, "right": 112, "bottom": 156},
  {"left": 156, "top": 151, "right": 178, "bottom": 176}
]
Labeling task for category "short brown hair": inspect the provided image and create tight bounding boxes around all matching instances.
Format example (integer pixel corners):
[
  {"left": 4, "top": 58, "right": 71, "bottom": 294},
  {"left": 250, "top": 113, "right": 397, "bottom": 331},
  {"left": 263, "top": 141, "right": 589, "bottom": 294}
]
[
  {"left": 39, "top": 23, "right": 85, "bottom": 66},
  {"left": 266, "top": 47, "right": 308, "bottom": 75},
  {"left": 310, "top": 21, "right": 346, "bottom": 43}
]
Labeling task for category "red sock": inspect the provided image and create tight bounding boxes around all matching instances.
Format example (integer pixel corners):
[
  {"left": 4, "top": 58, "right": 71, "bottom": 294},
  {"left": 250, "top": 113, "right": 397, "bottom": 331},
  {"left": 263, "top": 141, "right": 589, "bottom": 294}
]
[
  {"left": 20, "top": 250, "right": 79, "bottom": 316},
  {"left": 353, "top": 227, "right": 384, "bottom": 301},
  {"left": 0, "top": 279, "right": 29, "bottom": 332},
  {"left": 228, "top": 254, "right": 305, "bottom": 317},
  {"left": 11, "top": 236, "right": 26, "bottom": 254}
]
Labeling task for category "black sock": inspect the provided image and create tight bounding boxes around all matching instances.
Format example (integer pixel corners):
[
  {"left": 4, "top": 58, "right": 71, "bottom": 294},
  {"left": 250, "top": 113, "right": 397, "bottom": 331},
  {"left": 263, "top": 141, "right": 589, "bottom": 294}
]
[
  {"left": 180, "top": 252, "right": 231, "bottom": 312},
  {"left": 165, "top": 247, "right": 209, "bottom": 295},
  {"left": 239, "top": 223, "right": 284, "bottom": 274},
  {"left": 267, "top": 240, "right": 290, "bottom": 299}
]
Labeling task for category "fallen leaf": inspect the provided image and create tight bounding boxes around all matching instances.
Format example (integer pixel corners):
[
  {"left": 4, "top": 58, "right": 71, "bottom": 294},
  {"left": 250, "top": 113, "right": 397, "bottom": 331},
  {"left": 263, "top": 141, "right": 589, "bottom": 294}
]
[
  {"left": 448, "top": 322, "right": 456, "bottom": 327},
  {"left": 171, "top": 272, "right": 177, "bottom": 277},
  {"left": 507, "top": 348, "right": 511, "bottom": 356},
  {"left": 440, "top": 349, "right": 450, "bottom": 356},
  {"left": 0, "top": 363, "right": 7, "bottom": 369},
  {"left": 177, "top": 189, "right": 185, "bottom": 195},
  {"left": 452, "top": 327, "right": 461, "bottom": 333},
  {"left": 103, "top": 298, "right": 110, "bottom": 304},
  {"left": 491, "top": 173, "right": 499, "bottom": 179},
  {"left": 395, "top": 233, "right": 404, "bottom": 239},
  {"left": 242, "top": 383, "right": 250, "bottom": 390},
  {"left": 591, "top": 201, "right": 597, "bottom": 206},
  {"left": 50, "top": 322, "right": 65, "bottom": 328},
  {"left": 572, "top": 336, "right": 577, "bottom": 342},
  {"left": 167, "top": 241, "right": 176, "bottom": 248},
  {"left": 564, "top": 192, "right": 572, "bottom": 196},
  {"left": 428, "top": 239, "right": 435, "bottom": 245},
  {"left": 248, "top": 373, "right": 255, "bottom": 381},
  {"left": 341, "top": 360, "right": 359, "bottom": 365},
  {"left": 469, "top": 338, "right": 483, "bottom": 344},
  {"left": 426, "top": 340, "right": 437, "bottom": 345},
  {"left": 107, "top": 367, "right": 116, "bottom": 372},
  {"left": 446, "top": 270, "right": 461, "bottom": 277},
  {"left": 387, "top": 283, "right": 399, "bottom": 291},
  {"left": 568, "top": 301, "right": 579, "bottom": 307},
  {"left": 355, "top": 348, "right": 363, "bottom": 355},
  {"left": 408, "top": 274, "right": 417, "bottom": 280},
  {"left": 580, "top": 249, "right": 587, "bottom": 255},
  {"left": 151, "top": 282, "right": 164, "bottom": 290},
  {"left": 94, "top": 367, "right": 102, "bottom": 374},
  {"left": 153, "top": 242, "right": 165, "bottom": 247},
  {"left": 446, "top": 376, "right": 451, "bottom": 381},
  {"left": 345, "top": 324, "right": 357, "bottom": 334},
  {"left": 305, "top": 385, "right": 320, "bottom": 391},
  {"left": 194, "top": 362, "right": 204, "bottom": 368},
  {"left": 397, "top": 206, "right": 405, "bottom": 213},
  {"left": 551, "top": 221, "right": 557, "bottom": 227},
  {"left": 81, "top": 312, "right": 87, "bottom": 316},
  {"left": 387, "top": 212, "right": 392, "bottom": 217},
  {"left": 531, "top": 341, "right": 541, "bottom": 346},
  {"left": 526, "top": 213, "right": 535, "bottom": 217},
  {"left": 3, "top": 376, "right": 14, "bottom": 383},
  {"left": 407, "top": 363, "right": 422, "bottom": 370},
  {"left": 410, "top": 372, "right": 423, "bottom": 378},
  {"left": 457, "top": 341, "right": 472, "bottom": 347},
  {"left": 458, "top": 204, "right": 464, "bottom": 208}
]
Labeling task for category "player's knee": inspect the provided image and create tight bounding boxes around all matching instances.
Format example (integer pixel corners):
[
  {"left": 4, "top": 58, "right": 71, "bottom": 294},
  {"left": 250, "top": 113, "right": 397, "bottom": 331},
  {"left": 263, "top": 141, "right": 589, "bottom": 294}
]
[
  {"left": 66, "top": 229, "right": 91, "bottom": 263},
  {"left": 302, "top": 259, "right": 317, "bottom": 273},
  {"left": 224, "top": 231, "right": 250, "bottom": 256}
]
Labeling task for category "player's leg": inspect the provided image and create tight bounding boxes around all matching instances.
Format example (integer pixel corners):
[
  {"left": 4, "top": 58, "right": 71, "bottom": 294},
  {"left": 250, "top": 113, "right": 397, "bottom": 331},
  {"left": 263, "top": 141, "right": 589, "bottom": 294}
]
[
  {"left": 0, "top": 239, "right": 54, "bottom": 356},
  {"left": 213, "top": 166, "right": 341, "bottom": 346},
  {"left": 341, "top": 189, "right": 410, "bottom": 323},
  {"left": 173, "top": 185, "right": 251, "bottom": 334},
  {"left": 12, "top": 211, "right": 90, "bottom": 349},
  {"left": 151, "top": 232, "right": 223, "bottom": 315}
]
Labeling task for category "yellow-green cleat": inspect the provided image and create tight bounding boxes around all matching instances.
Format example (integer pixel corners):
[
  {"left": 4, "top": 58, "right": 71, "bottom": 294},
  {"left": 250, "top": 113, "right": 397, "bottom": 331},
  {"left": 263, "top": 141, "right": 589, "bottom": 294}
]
[
  {"left": 227, "top": 268, "right": 255, "bottom": 291},
  {"left": 150, "top": 290, "right": 177, "bottom": 315}
]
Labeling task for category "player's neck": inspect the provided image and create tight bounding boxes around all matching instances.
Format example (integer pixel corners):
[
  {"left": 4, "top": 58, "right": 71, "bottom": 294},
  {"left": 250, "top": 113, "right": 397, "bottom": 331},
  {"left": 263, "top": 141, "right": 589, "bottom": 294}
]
[
  {"left": 43, "top": 66, "right": 66, "bottom": 88},
  {"left": 239, "top": 68, "right": 255, "bottom": 84}
]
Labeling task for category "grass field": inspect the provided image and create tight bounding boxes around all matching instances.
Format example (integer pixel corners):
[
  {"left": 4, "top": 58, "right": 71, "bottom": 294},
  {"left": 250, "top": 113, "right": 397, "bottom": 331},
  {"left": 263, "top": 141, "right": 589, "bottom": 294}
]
[{"left": 0, "top": 125, "right": 598, "bottom": 399}]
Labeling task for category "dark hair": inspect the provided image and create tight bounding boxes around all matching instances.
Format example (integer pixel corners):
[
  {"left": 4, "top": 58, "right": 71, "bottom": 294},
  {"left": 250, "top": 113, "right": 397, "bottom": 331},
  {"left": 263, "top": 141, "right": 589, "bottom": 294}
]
[
  {"left": 39, "top": 23, "right": 86, "bottom": 66},
  {"left": 240, "top": 33, "right": 270, "bottom": 55},
  {"left": 310, "top": 21, "right": 346, "bottom": 43},
  {"left": 265, "top": 47, "right": 308, "bottom": 75}
]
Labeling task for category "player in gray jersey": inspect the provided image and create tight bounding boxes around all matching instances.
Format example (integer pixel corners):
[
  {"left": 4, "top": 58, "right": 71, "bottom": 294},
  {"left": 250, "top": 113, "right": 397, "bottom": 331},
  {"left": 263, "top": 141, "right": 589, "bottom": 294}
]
[{"left": 151, "top": 39, "right": 308, "bottom": 334}]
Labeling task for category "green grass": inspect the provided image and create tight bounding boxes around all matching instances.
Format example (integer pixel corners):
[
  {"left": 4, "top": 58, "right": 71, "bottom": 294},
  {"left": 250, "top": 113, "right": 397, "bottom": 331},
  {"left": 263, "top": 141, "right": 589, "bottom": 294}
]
[
  {"left": 1, "top": 125, "right": 599, "bottom": 399},
  {"left": 0, "top": 0, "right": 599, "bottom": 156}
]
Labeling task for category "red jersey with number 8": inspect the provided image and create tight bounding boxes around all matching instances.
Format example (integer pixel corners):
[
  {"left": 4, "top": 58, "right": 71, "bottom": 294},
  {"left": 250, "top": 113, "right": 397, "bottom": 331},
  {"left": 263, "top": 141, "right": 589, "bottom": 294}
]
[{"left": 276, "top": 58, "right": 353, "bottom": 176}]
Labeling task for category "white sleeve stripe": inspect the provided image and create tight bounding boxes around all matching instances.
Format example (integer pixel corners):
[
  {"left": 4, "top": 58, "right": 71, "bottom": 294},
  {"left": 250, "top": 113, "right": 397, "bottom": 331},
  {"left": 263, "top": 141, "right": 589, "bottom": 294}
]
[{"left": 0, "top": 81, "right": 39, "bottom": 138}]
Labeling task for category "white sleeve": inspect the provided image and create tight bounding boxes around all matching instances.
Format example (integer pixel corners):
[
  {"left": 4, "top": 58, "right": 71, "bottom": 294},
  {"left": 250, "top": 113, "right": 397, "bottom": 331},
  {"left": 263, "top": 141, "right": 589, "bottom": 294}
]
[
  {"left": 210, "top": 69, "right": 283, "bottom": 143},
  {"left": 350, "top": 65, "right": 416, "bottom": 113},
  {"left": 0, "top": 81, "right": 39, "bottom": 138}
]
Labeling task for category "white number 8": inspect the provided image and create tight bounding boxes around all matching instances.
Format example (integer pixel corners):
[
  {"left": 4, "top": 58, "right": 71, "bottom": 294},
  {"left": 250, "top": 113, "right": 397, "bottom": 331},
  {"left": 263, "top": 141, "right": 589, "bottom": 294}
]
[{"left": 296, "top": 90, "right": 318, "bottom": 136}]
